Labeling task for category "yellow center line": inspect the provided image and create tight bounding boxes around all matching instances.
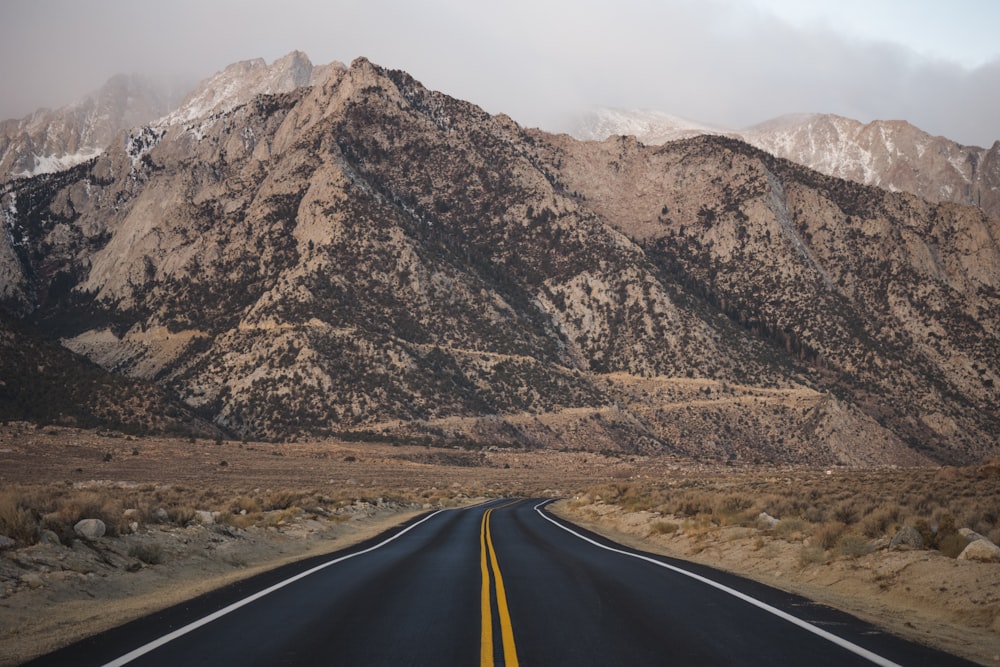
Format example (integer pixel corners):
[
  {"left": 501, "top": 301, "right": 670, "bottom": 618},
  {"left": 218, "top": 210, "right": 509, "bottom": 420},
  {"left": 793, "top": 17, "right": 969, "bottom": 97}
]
[
  {"left": 481, "top": 508, "right": 494, "bottom": 667},
  {"left": 481, "top": 502, "right": 521, "bottom": 667}
]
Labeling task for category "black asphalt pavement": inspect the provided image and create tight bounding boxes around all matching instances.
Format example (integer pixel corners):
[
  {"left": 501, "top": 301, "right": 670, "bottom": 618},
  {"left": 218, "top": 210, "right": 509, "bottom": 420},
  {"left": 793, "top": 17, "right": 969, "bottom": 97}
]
[{"left": 25, "top": 499, "right": 975, "bottom": 666}]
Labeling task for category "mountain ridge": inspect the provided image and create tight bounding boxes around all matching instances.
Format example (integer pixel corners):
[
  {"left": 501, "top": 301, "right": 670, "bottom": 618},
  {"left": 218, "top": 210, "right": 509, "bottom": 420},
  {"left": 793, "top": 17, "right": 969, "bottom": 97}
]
[
  {"left": 573, "top": 108, "right": 1000, "bottom": 221},
  {"left": 0, "top": 73, "right": 186, "bottom": 181},
  {"left": 1, "top": 56, "right": 997, "bottom": 464}
]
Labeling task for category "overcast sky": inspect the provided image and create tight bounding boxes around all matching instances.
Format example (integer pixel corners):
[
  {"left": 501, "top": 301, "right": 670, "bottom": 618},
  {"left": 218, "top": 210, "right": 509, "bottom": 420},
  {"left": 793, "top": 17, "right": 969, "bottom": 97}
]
[{"left": 2, "top": 0, "right": 998, "bottom": 146}]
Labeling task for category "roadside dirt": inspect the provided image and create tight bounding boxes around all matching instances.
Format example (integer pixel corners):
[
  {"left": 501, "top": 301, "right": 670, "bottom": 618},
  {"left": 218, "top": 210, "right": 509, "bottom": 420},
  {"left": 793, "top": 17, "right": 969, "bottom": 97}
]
[{"left": 0, "top": 507, "right": 427, "bottom": 666}]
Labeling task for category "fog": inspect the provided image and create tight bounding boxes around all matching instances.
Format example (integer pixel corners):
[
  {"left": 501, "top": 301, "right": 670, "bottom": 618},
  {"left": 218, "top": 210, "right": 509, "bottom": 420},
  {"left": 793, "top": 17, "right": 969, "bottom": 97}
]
[{"left": 2, "top": 0, "right": 997, "bottom": 146}]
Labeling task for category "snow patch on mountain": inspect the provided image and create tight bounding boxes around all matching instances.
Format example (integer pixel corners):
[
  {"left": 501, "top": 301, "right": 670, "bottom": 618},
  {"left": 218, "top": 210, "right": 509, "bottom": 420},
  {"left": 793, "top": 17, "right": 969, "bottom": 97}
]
[
  {"left": 125, "top": 126, "right": 165, "bottom": 168},
  {"left": 572, "top": 108, "right": 1000, "bottom": 219},
  {"left": 571, "top": 108, "right": 728, "bottom": 145},
  {"left": 13, "top": 148, "right": 104, "bottom": 178}
]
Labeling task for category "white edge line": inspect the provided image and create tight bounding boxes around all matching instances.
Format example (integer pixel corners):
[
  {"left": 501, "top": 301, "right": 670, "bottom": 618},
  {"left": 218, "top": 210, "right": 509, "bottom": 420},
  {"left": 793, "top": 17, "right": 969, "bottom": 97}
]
[
  {"left": 533, "top": 501, "right": 901, "bottom": 667},
  {"left": 103, "top": 509, "right": 445, "bottom": 667}
]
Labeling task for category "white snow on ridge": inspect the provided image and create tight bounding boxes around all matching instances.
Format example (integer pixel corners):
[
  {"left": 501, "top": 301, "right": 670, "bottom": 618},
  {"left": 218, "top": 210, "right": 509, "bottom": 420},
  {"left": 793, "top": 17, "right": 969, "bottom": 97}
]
[
  {"left": 571, "top": 108, "right": 728, "bottom": 145},
  {"left": 14, "top": 147, "right": 104, "bottom": 178}
]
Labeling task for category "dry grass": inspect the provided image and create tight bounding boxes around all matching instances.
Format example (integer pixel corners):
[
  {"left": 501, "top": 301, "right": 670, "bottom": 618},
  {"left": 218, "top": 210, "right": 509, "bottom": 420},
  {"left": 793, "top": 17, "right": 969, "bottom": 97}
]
[
  {"left": 0, "top": 481, "right": 447, "bottom": 548},
  {"left": 578, "top": 461, "right": 1000, "bottom": 560}
]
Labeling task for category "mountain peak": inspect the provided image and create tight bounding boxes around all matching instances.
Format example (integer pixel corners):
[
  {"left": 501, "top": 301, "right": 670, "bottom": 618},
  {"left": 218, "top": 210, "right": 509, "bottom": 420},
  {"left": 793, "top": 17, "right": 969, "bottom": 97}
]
[
  {"left": 571, "top": 108, "right": 728, "bottom": 145},
  {"left": 573, "top": 108, "right": 1000, "bottom": 220},
  {"left": 0, "top": 72, "right": 183, "bottom": 180},
  {"left": 161, "top": 51, "right": 322, "bottom": 126}
]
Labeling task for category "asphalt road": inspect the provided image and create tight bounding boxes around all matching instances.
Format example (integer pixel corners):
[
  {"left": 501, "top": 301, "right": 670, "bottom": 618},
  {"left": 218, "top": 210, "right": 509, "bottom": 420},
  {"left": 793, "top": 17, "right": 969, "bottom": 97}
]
[{"left": 27, "top": 499, "right": 975, "bottom": 666}]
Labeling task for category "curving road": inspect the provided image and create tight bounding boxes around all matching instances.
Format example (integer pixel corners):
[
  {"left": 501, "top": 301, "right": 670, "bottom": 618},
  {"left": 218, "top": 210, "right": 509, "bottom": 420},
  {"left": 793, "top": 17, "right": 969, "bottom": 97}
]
[{"left": 27, "top": 499, "right": 974, "bottom": 666}]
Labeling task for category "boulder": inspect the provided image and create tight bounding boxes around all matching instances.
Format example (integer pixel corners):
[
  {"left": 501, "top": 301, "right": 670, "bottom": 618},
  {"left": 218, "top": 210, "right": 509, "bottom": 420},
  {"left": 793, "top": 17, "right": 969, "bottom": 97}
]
[
  {"left": 959, "top": 528, "right": 988, "bottom": 542},
  {"left": 958, "top": 539, "right": 1000, "bottom": 562},
  {"left": 889, "top": 525, "right": 924, "bottom": 551},
  {"left": 758, "top": 512, "right": 780, "bottom": 528},
  {"left": 194, "top": 511, "right": 215, "bottom": 525},
  {"left": 73, "top": 518, "right": 106, "bottom": 540},
  {"left": 37, "top": 529, "right": 62, "bottom": 546}
]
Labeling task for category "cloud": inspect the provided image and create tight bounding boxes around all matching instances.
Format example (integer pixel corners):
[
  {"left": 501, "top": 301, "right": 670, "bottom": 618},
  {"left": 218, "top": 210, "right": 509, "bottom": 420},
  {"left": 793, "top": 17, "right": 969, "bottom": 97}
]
[{"left": 1, "top": 0, "right": 997, "bottom": 146}]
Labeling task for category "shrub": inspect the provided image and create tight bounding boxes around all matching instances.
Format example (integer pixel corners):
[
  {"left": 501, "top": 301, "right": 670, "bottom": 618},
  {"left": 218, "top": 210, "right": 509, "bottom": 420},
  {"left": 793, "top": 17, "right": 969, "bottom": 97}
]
[
  {"left": 49, "top": 491, "right": 125, "bottom": 537},
  {"left": 774, "top": 517, "right": 809, "bottom": 540},
  {"left": 860, "top": 504, "right": 904, "bottom": 538},
  {"left": 799, "top": 546, "right": 828, "bottom": 566},
  {"left": 650, "top": 521, "right": 680, "bottom": 536},
  {"left": 0, "top": 491, "right": 37, "bottom": 544},
  {"left": 129, "top": 541, "right": 165, "bottom": 565},
  {"left": 264, "top": 490, "right": 304, "bottom": 511},
  {"left": 166, "top": 506, "right": 197, "bottom": 525},
  {"left": 832, "top": 502, "right": 859, "bottom": 525},
  {"left": 813, "top": 522, "right": 847, "bottom": 550},
  {"left": 938, "top": 533, "right": 970, "bottom": 559},
  {"left": 835, "top": 533, "right": 875, "bottom": 559}
]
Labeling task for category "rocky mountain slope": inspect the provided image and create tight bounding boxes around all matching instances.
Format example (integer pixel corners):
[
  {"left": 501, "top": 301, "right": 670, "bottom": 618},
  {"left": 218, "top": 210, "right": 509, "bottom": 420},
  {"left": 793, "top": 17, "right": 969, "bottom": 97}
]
[
  {"left": 0, "top": 318, "right": 218, "bottom": 435},
  {"left": 1, "top": 56, "right": 997, "bottom": 464},
  {"left": 574, "top": 109, "right": 1000, "bottom": 221},
  {"left": 0, "top": 51, "right": 335, "bottom": 185},
  {"left": 0, "top": 74, "right": 183, "bottom": 182}
]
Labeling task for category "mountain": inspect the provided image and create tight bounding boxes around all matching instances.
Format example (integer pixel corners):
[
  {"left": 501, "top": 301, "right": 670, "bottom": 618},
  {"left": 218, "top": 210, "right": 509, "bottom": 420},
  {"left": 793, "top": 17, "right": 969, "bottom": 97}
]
[
  {"left": 1, "top": 56, "right": 997, "bottom": 464},
  {"left": 159, "top": 51, "right": 339, "bottom": 127},
  {"left": 0, "top": 74, "right": 185, "bottom": 182},
  {"left": 0, "top": 51, "right": 335, "bottom": 184},
  {"left": 0, "top": 318, "right": 220, "bottom": 436},
  {"left": 573, "top": 109, "right": 1000, "bottom": 221},
  {"left": 570, "top": 108, "right": 729, "bottom": 145},
  {"left": 743, "top": 114, "right": 1000, "bottom": 221}
]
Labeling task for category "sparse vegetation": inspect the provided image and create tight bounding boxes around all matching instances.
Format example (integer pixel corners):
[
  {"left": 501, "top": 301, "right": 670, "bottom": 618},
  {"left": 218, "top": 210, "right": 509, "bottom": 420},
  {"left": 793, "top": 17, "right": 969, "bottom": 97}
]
[
  {"left": 128, "top": 541, "right": 165, "bottom": 565},
  {"left": 578, "top": 461, "right": 1000, "bottom": 558}
]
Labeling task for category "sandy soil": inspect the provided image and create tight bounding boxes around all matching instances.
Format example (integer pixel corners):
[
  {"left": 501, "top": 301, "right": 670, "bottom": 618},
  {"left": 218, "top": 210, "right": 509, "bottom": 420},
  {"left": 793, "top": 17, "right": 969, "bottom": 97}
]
[{"left": 554, "top": 500, "right": 1000, "bottom": 666}]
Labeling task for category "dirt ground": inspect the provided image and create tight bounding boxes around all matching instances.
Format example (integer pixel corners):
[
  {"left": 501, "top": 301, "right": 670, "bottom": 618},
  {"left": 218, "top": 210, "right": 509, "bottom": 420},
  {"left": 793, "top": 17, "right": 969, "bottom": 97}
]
[{"left": 1, "top": 424, "right": 999, "bottom": 665}]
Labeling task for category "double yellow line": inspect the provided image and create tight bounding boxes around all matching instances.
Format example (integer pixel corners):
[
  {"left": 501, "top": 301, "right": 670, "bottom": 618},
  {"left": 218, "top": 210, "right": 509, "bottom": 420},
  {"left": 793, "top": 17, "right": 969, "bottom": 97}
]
[{"left": 480, "top": 504, "right": 519, "bottom": 667}]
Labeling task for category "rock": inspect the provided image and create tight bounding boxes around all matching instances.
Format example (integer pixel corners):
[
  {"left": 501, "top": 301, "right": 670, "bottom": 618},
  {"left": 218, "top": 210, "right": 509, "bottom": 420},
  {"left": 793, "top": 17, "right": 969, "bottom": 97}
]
[
  {"left": 20, "top": 573, "right": 43, "bottom": 589},
  {"left": 959, "top": 528, "right": 988, "bottom": 542},
  {"left": 37, "top": 529, "right": 62, "bottom": 546},
  {"left": 958, "top": 539, "right": 1000, "bottom": 562},
  {"left": 194, "top": 511, "right": 215, "bottom": 525},
  {"left": 758, "top": 512, "right": 780, "bottom": 528},
  {"left": 73, "top": 518, "right": 107, "bottom": 540},
  {"left": 0, "top": 535, "right": 16, "bottom": 551},
  {"left": 889, "top": 525, "right": 925, "bottom": 551},
  {"left": 152, "top": 508, "right": 169, "bottom": 523}
]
